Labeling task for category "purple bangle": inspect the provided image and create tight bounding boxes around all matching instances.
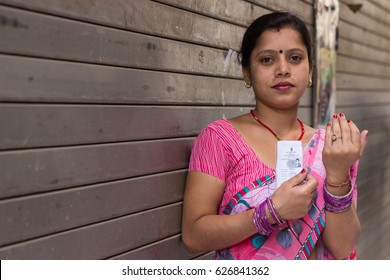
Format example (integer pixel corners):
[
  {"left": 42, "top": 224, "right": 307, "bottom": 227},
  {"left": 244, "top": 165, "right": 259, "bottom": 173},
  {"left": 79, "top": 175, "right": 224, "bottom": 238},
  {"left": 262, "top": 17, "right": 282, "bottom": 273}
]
[
  {"left": 252, "top": 200, "right": 276, "bottom": 235},
  {"left": 266, "top": 196, "right": 285, "bottom": 226},
  {"left": 324, "top": 182, "right": 353, "bottom": 213}
]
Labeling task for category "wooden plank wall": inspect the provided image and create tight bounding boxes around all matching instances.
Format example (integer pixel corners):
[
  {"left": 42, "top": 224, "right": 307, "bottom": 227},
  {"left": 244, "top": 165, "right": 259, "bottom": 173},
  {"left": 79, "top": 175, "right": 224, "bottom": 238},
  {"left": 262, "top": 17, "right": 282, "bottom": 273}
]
[
  {"left": 0, "top": 0, "right": 313, "bottom": 260},
  {"left": 337, "top": 0, "right": 390, "bottom": 260}
]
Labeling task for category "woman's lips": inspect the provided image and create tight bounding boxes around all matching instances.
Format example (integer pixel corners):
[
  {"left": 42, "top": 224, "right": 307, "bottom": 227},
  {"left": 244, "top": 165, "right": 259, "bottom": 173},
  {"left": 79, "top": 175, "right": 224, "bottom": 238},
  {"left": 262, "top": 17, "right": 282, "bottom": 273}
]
[{"left": 272, "top": 82, "right": 294, "bottom": 90}]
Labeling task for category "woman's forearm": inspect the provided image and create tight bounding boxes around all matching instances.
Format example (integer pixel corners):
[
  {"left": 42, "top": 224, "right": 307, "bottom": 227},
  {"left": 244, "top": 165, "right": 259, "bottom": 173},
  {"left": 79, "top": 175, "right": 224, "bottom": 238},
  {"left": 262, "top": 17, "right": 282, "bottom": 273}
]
[
  {"left": 182, "top": 209, "right": 256, "bottom": 253},
  {"left": 322, "top": 202, "right": 361, "bottom": 259}
]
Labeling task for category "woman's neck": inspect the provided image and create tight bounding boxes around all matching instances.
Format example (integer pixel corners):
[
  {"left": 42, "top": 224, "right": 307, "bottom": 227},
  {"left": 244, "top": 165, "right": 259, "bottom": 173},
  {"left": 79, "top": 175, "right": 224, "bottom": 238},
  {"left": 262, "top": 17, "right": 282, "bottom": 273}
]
[{"left": 253, "top": 105, "right": 301, "bottom": 140}]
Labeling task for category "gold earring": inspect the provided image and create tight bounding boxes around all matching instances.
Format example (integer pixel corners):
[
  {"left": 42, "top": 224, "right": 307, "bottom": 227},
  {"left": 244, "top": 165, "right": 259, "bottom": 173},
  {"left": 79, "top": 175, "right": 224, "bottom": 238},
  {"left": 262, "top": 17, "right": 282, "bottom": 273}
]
[
  {"left": 307, "top": 79, "right": 312, "bottom": 88},
  {"left": 244, "top": 81, "right": 251, "bottom": 88}
]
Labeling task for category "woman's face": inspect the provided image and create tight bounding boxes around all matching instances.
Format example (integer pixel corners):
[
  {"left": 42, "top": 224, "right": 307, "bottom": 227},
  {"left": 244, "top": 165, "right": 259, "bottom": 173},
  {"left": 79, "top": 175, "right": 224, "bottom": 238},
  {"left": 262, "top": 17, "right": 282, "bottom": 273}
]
[{"left": 243, "top": 27, "right": 313, "bottom": 110}]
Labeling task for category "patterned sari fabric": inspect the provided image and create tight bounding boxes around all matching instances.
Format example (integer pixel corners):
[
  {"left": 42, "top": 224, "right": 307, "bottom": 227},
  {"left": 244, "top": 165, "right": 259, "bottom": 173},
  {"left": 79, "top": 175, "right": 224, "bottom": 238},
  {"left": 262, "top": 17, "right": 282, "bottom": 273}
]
[
  {"left": 189, "top": 119, "right": 358, "bottom": 260},
  {"left": 217, "top": 129, "right": 358, "bottom": 260}
]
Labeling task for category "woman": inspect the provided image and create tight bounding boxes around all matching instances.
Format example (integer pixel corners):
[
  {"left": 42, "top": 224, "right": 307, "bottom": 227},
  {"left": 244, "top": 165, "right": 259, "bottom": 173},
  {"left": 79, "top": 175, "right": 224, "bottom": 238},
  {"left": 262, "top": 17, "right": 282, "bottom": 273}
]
[{"left": 181, "top": 12, "right": 368, "bottom": 260}]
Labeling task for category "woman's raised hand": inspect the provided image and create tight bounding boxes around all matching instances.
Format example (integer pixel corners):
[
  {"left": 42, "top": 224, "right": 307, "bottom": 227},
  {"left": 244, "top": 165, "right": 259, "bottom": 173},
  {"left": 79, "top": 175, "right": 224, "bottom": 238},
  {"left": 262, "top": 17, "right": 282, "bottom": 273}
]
[{"left": 322, "top": 113, "right": 368, "bottom": 185}]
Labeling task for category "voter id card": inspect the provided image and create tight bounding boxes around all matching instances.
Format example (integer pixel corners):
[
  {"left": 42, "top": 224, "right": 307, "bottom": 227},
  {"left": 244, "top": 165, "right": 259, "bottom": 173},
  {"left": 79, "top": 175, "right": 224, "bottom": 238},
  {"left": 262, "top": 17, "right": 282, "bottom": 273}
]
[{"left": 276, "top": 141, "right": 303, "bottom": 188}]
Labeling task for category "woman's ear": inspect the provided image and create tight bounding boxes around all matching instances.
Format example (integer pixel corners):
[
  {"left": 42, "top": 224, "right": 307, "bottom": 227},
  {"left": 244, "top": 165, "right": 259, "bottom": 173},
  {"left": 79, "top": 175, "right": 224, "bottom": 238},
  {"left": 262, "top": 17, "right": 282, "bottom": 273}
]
[
  {"left": 309, "top": 63, "right": 314, "bottom": 81},
  {"left": 242, "top": 67, "right": 251, "bottom": 86}
]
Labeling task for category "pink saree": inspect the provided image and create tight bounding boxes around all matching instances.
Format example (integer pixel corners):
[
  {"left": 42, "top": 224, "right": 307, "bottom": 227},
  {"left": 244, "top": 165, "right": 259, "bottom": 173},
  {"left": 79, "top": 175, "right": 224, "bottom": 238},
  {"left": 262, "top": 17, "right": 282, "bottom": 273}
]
[{"left": 216, "top": 129, "right": 359, "bottom": 260}]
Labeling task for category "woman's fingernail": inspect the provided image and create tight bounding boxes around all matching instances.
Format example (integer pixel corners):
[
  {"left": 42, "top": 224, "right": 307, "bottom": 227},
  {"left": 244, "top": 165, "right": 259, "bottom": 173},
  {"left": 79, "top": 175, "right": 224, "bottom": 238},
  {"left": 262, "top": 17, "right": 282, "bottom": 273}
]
[
  {"left": 333, "top": 114, "right": 338, "bottom": 118},
  {"left": 347, "top": 120, "right": 351, "bottom": 123},
  {"left": 339, "top": 113, "right": 344, "bottom": 117},
  {"left": 327, "top": 122, "right": 331, "bottom": 127},
  {"left": 301, "top": 168, "right": 306, "bottom": 174}
]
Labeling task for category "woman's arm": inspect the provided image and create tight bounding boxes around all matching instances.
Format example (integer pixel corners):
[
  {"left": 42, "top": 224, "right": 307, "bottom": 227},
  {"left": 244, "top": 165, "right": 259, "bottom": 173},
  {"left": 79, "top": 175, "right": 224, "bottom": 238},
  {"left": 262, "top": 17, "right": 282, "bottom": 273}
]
[
  {"left": 321, "top": 113, "right": 368, "bottom": 259},
  {"left": 181, "top": 169, "right": 319, "bottom": 253},
  {"left": 181, "top": 171, "right": 256, "bottom": 253},
  {"left": 322, "top": 201, "right": 361, "bottom": 259}
]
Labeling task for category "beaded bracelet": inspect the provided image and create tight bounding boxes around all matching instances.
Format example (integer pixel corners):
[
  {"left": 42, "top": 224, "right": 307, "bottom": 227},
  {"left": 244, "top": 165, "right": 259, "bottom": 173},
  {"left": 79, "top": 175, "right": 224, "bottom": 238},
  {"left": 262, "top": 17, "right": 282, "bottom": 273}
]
[
  {"left": 326, "top": 177, "right": 350, "bottom": 188},
  {"left": 252, "top": 200, "right": 276, "bottom": 235},
  {"left": 323, "top": 181, "right": 353, "bottom": 213}
]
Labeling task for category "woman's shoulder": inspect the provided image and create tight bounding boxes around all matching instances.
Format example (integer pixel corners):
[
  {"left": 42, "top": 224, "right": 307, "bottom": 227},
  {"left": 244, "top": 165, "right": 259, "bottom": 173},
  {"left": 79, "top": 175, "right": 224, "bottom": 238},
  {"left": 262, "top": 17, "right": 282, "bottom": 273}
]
[
  {"left": 305, "top": 126, "right": 325, "bottom": 139},
  {"left": 200, "top": 118, "right": 237, "bottom": 135},
  {"left": 205, "top": 118, "right": 230, "bottom": 129},
  {"left": 196, "top": 117, "right": 243, "bottom": 147}
]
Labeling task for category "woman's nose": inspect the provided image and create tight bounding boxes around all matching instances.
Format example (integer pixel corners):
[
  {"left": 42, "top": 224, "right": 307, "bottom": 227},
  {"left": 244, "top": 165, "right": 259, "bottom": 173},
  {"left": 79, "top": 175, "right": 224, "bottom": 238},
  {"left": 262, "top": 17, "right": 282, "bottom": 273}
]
[{"left": 275, "top": 59, "right": 291, "bottom": 76}]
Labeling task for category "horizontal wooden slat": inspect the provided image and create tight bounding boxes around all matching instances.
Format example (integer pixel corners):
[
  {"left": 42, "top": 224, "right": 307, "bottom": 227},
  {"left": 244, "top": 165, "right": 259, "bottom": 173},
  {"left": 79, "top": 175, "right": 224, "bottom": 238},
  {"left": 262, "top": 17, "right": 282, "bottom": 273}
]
[
  {"left": 157, "top": 0, "right": 314, "bottom": 26},
  {"left": 0, "top": 0, "right": 245, "bottom": 50},
  {"left": 337, "top": 73, "right": 390, "bottom": 90},
  {"left": 155, "top": 0, "right": 312, "bottom": 38},
  {"left": 0, "top": 105, "right": 246, "bottom": 149},
  {"left": 0, "top": 55, "right": 258, "bottom": 105},
  {"left": 358, "top": 218, "right": 390, "bottom": 259},
  {"left": 357, "top": 133, "right": 390, "bottom": 166},
  {"left": 111, "top": 234, "right": 197, "bottom": 260},
  {"left": 0, "top": 170, "right": 186, "bottom": 246},
  {"left": 357, "top": 155, "right": 390, "bottom": 197},
  {"left": 0, "top": 5, "right": 242, "bottom": 78},
  {"left": 193, "top": 252, "right": 215, "bottom": 260},
  {"left": 358, "top": 196, "right": 390, "bottom": 257},
  {"left": 354, "top": 160, "right": 390, "bottom": 260},
  {"left": 338, "top": 38, "right": 390, "bottom": 63},
  {"left": 337, "top": 55, "right": 390, "bottom": 77},
  {"left": 360, "top": 145, "right": 390, "bottom": 168},
  {"left": 359, "top": 189, "right": 390, "bottom": 228},
  {"left": 154, "top": 0, "right": 270, "bottom": 27},
  {"left": 0, "top": 203, "right": 182, "bottom": 259},
  {"left": 337, "top": 90, "right": 390, "bottom": 106},
  {"left": 0, "top": 138, "right": 193, "bottom": 199},
  {"left": 339, "top": 1, "right": 389, "bottom": 39},
  {"left": 0, "top": 105, "right": 312, "bottom": 150},
  {"left": 367, "top": 0, "right": 390, "bottom": 11},
  {"left": 339, "top": 105, "right": 390, "bottom": 122},
  {"left": 360, "top": 152, "right": 390, "bottom": 171},
  {"left": 353, "top": 0, "right": 390, "bottom": 26},
  {"left": 0, "top": 54, "right": 312, "bottom": 106},
  {"left": 338, "top": 20, "right": 390, "bottom": 52},
  {"left": 354, "top": 118, "right": 390, "bottom": 134},
  {"left": 0, "top": 106, "right": 313, "bottom": 198},
  {"left": 246, "top": 0, "right": 313, "bottom": 25}
]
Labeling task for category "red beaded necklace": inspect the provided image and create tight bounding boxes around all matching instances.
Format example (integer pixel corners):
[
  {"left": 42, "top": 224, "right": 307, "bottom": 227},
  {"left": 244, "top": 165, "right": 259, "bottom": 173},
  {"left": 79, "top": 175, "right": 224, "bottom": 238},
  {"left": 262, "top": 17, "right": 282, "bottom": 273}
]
[{"left": 250, "top": 110, "right": 305, "bottom": 141}]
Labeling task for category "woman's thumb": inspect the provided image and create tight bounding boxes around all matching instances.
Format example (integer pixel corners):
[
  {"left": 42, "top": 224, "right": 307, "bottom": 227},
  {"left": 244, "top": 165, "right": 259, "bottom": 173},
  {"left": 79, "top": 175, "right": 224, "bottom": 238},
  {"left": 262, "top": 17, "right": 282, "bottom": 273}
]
[{"left": 283, "top": 168, "right": 307, "bottom": 186}]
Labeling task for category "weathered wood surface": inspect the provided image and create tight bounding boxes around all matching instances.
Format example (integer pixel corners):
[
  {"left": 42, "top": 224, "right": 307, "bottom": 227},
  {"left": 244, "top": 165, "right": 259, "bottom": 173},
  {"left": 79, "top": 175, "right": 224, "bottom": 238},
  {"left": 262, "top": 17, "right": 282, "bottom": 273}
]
[
  {"left": 337, "top": 73, "right": 390, "bottom": 90},
  {"left": 0, "top": 170, "right": 187, "bottom": 246},
  {"left": 339, "top": 21, "right": 390, "bottom": 52},
  {"left": 0, "top": 5, "right": 242, "bottom": 77},
  {"left": 0, "top": 203, "right": 183, "bottom": 259},
  {"left": 0, "top": 55, "right": 256, "bottom": 105},
  {"left": 337, "top": 55, "right": 390, "bottom": 77},
  {"left": 111, "top": 234, "right": 198, "bottom": 260},
  {"left": 338, "top": 38, "right": 390, "bottom": 63},
  {"left": 339, "top": 1, "right": 389, "bottom": 39},
  {"left": 0, "top": 138, "right": 193, "bottom": 199},
  {"left": 0, "top": 0, "right": 245, "bottom": 49},
  {"left": 4, "top": 0, "right": 372, "bottom": 261},
  {"left": 246, "top": 0, "right": 313, "bottom": 24},
  {"left": 0, "top": 105, "right": 312, "bottom": 150},
  {"left": 338, "top": 0, "right": 390, "bottom": 260}
]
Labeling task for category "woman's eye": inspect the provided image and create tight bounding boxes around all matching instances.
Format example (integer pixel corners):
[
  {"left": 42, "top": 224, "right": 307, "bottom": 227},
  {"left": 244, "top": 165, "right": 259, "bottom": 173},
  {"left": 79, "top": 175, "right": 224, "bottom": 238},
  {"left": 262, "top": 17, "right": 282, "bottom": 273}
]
[
  {"left": 260, "top": 57, "right": 274, "bottom": 64},
  {"left": 290, "top": 55, "right": 302, "bottom": 62}
]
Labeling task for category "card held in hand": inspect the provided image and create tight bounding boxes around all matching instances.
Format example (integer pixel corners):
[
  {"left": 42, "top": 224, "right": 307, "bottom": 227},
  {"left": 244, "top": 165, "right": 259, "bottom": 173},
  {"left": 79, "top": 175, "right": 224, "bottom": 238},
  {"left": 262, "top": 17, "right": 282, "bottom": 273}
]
[{"left": 276, "top": 141, "right": 303, "bottom": 188}]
